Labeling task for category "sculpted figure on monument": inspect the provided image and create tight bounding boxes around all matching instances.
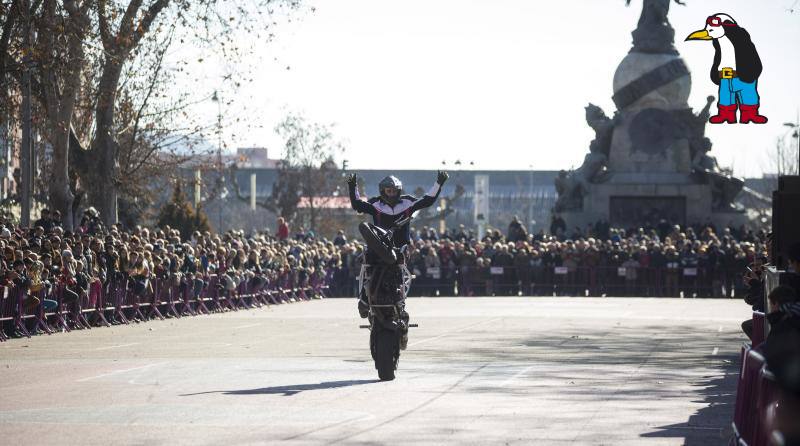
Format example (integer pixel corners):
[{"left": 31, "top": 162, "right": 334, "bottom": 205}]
[
  {"left": 586, "top": 104, "right": 615, "bottom": 158},
  {"left": 691, "top": 141, "right": 744, "bottom": 211},
  {"left": 686, "top": 96, "right": 715, "bottom": 161},
  {"left": 553, "top": 105, "right": 616, "bottom": 212},
  {"left": 577, "top": 104, "right": 615, "bottom": 184}
]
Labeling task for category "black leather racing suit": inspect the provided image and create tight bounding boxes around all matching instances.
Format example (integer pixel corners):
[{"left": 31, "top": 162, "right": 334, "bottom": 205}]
[{"left": 349, "top": 180, "right": 443, "bottom": 318}]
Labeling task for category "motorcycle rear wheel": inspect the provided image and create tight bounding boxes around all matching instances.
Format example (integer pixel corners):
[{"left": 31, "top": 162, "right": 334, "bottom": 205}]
[{"left": 373, "top": 328, "right": 398, "bottom": 381}]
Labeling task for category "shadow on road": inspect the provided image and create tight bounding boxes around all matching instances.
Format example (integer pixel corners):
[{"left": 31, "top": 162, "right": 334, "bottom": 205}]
[
  {"left": 180, "top": 379, "right": 380, "bottom": 397},
  {"left": 640, "top": 352, "right": 740, "bottom": 446},
  {"left": 438, "top": 324, "right": 742, "bottom": 445}
]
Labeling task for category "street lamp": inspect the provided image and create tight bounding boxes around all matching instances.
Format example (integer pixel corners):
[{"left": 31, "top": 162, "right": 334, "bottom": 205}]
[
  {"left": 528, "top": 164, "right": 534, "bottom": 234},
  {"left": 211, "top": 90, "right": 225, "bottom": 232}
]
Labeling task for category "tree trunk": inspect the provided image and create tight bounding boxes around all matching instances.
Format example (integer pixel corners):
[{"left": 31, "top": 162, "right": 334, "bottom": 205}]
[
  {"left": 89, "top": 58, "right": 123, "bottom": 226},
  {"left": 49, "top": 122, "right": 75, "bottom": 229}
]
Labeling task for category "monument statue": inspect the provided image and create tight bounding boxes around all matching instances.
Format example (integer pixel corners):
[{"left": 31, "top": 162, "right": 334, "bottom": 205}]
[{"left": 553, "top": 0, "right": 748, "bottom": 228}]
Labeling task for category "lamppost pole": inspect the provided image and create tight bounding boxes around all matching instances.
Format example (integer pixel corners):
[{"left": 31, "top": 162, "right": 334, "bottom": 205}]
[
  {"left": 528, "top": 165, "right": 534, "bottom": 234},
  {"left": 212, "top": 90, "right": 223, "bottom": 232}
]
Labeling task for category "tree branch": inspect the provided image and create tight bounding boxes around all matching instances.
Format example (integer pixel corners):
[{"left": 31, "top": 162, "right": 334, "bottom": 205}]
[
  {"left": 127, "top": 22, "right": 173, "bottom": 153},
  {"left": 118, "top": 0, "right": 144, "bottom": 41},
  {"left": 131, "top": 0, "right": 170, "bottom": 47},
  {"left": 0, "top": 0, "right": 19, "bottom": 68},
  {"left": 96, "top": 0, "right": 113, "bottom": 50}
]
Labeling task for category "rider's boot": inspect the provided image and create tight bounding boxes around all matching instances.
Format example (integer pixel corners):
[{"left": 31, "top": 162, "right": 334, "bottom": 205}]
[{"left": 357, "top": 290, "right": 369, "bottom": 319}]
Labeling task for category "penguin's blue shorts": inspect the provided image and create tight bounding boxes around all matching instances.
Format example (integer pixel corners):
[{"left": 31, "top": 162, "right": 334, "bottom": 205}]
[{"left": 718, "top": 77, "right": 759, "bottom": 106}]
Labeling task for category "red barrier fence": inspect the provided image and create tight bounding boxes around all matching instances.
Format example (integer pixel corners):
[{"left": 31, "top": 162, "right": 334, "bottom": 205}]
[
  {"left": 0, "top": 272, "right": 329, "bottom": 340},
  {"left": 324, "top": 265, "right": 748, "bottom": 298},
  {"left": 731, "top": 316, "right": 793, "bottom": 446}
]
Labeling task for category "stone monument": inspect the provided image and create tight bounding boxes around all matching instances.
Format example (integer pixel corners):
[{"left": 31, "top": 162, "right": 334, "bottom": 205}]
[{"left": 554, "top": 0, "right": 746, "bottom": 230}]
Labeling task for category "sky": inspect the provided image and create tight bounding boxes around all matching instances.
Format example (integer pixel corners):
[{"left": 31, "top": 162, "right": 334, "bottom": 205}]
[{"left": 184, "top": 0, "right": 800, "bottom": 178}]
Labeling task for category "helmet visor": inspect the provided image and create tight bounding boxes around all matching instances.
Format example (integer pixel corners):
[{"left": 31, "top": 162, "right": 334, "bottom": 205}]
[{"left": 383, "top": 187, "right": 399, "bottom": 198}]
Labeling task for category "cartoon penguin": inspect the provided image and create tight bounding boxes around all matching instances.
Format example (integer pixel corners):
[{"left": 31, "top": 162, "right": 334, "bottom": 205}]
[{"left": 686, "top": 13, "right": 767, "bottom": 124}]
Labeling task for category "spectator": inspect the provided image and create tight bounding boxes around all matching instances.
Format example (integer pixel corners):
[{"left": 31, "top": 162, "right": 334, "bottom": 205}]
[
  {"left": 549, "top": 214, "right": 566, "bottom": 239},
  {"left": 761, "top": 285, "right": 800, "bottom": 390},
  {"left": 276, "top": 217, "right": 289, "bottom": 241},
  {"left": 333, "top": 230, "right": 347, "bottom": 247},
  {"left": 514, "top": 246, "right": 532, "bottom": 296},
  {"left": 78, "top": 207, "right": 103, "bottom": 235},
  {"left": 34, "top": 209, "right": 53, "bottom": 233},
  {"left": 507, "top": 216, "right": 527, "bottom": 243},
  {"left": 741, "top": 254, "right": 769, "bottom": 340},
  {"left": 50, "top": 210, "right": 63, "bottom": 229},
  {"left": 621, "top": 253, "right": 640, "bottom": 297}
]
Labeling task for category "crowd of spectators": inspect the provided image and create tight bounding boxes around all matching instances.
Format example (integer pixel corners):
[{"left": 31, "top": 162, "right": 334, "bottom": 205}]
[
  {"left": 4, "top": 209, "right": 772, "bottom": 314},
  {"left": 326, "top": 216, "right": 770, "bottom": 299},
  {"left": 0, "top": 208, "right": 780, "bottom": 326},
  {"left": 0, "top": 209, "right": 335, "bottom": 331}
]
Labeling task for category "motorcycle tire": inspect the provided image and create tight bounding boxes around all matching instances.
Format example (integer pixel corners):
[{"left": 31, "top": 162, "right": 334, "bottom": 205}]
[
  {"left": 359, "top": 222, "right": 397, "bottom": 265},
  {"left": 373, "top": 328, "right": 397, "bottom": 381}
]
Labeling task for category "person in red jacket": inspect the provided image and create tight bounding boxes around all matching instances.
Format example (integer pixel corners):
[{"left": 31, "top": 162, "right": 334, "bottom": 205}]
[{"left": 276, "top": 217, "right": 289, "bottom": 241}]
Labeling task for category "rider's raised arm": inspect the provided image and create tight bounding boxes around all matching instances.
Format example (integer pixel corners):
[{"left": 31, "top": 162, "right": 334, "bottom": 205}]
[
  {"left": 409, "top": 171, "right": 448, "bottom": 213},
  {"left": 349, "top": 180, "right": 377, "bottom": 215},
  {"left": 409, "top": 182, "right": 443, "bottom": 213}
]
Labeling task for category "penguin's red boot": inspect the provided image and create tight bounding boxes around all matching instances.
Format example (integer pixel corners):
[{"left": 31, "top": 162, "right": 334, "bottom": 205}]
[
  {"left": 739, "top": 104, "right": 768, "bottom": 124},
  {"left": 709, "top": 104, "right": 738, "bottom": 124}
]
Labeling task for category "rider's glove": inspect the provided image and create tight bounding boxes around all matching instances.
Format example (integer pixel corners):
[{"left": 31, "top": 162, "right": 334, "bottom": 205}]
[
  {"left": 346, "top": 173, "right": 358, "bottom": 188},
  {"left": 437, "top": 170, "right": 449, "bottom": 186}
]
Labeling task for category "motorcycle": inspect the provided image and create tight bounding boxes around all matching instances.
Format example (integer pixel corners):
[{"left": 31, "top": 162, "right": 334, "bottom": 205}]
[{"left": 357, "top": 216, "right": 417, "bottom": 381}]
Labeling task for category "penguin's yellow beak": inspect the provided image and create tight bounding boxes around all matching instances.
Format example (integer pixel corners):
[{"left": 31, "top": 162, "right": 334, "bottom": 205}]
[{"left": 685, "top": 29, "right": 712, "bottom": 41}]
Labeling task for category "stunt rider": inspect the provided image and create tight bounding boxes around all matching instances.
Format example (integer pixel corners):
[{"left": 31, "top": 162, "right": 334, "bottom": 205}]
[{"left": 347, "top": 171, "right": 449, "bottom": 348}]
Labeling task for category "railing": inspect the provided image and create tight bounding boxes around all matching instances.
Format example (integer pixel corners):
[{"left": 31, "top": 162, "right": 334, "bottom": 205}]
[
  {"left": 731, "top": 310, "right": 796, "bottom": 446},
  {"left": 731, "top": 344, "right": 791, "bottom": 446},
  {"left": 322, "top": 265, "right": 747, "bottom": 298},
  {"left": 0, "top": 271, "right": 329, "bottom": 340}
]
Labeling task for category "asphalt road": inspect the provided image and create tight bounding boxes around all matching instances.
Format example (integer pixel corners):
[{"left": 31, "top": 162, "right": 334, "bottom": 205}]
[{"left": 0, "top": 297, "right": 749, "bottom": 445}]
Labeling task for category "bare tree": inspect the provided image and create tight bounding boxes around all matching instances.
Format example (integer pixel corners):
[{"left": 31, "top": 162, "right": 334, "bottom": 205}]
[
  {"left": 85, "top": 0, "right": 290, "bottom": 223},
  {"left": 763, "top": 132, "right": 800, "bottom": 183},
  {"left": 231, "top": 113, "right": 345, "bottom": 232},
  {"left": 2, "top": 0, "right": 306, "bottom": 228},
  {"left": 275, "top": 113, "right": 345, "bottom": 232}
]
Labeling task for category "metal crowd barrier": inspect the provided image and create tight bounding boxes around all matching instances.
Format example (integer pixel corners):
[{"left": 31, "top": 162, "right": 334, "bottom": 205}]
[
  {"left": 322, "top": 265, "right": 745, "bottom": 298},
  {"left": 731, "top": 330, "right": 792, "bottom": 445},
  {"left": 0, "top": 271, "right": 329, "bottom": 340}
]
